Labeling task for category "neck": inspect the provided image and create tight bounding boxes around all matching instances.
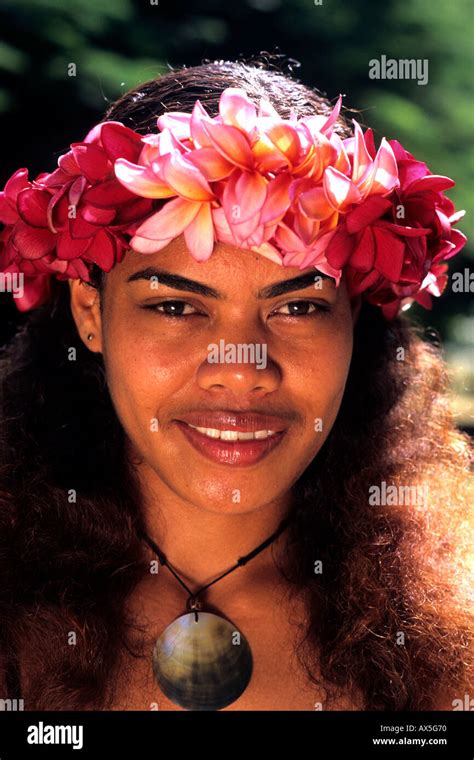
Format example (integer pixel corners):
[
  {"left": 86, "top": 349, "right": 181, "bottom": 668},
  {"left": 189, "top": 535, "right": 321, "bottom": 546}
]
[{"left": 129, "top": 457, "right": 294, "bottom": 606}]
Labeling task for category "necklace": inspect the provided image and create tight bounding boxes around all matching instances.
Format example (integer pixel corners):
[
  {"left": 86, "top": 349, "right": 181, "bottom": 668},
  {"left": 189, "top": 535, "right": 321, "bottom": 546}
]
[{"left": 138, "top": 514, "right": 292, "bottom": 711}]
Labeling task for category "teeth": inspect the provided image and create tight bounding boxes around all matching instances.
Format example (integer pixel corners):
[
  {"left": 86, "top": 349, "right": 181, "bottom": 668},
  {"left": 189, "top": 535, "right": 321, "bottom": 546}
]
[{"left": 187, "top": 424, "right": 277, "bottom": 441}]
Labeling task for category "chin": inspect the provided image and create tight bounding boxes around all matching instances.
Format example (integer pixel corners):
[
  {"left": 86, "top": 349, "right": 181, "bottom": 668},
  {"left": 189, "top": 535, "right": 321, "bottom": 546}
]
[{"left": 155, "top": 468, "right": 284, "bottom": 514}]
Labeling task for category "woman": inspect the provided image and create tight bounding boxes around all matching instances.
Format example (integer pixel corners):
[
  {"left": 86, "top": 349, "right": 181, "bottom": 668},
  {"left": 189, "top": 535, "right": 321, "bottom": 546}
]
[{"left": 0, "top": 59, "right": 472, "bottom": 711}]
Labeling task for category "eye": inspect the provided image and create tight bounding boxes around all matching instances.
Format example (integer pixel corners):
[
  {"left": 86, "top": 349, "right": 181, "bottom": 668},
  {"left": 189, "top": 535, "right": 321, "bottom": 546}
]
[
  {"left": 271, "top": 300, "right": 331, "bottom": 318},
  {"left": 141, "top": 300, "right": 202, "bottom": 318}
]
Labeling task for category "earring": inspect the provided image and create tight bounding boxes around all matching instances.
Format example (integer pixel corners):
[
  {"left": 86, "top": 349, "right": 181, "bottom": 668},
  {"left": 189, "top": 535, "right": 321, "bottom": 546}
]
[{"left": 87, "top": 333, "right": 94, "bottom": 341}]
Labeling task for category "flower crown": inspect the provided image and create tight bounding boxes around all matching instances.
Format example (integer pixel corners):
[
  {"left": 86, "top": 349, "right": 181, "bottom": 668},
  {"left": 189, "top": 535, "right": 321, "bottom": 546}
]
[{"left": 0, "top": 87, "right": 467, "bottom": 317}]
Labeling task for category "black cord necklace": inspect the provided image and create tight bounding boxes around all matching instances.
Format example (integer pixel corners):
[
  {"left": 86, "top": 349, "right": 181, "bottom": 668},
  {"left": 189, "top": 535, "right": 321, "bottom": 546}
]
[{"left": 138, "top": 514, "right": 292, "bottom": 711}]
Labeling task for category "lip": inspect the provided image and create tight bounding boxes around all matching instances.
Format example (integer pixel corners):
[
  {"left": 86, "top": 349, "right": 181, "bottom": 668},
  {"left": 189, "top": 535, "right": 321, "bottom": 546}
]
[
  {"left": 174, "top": 420, "right": 287, "bottom": 467},
  {"left": 175, "top": 411, "right": 289, "bottom": 433}
]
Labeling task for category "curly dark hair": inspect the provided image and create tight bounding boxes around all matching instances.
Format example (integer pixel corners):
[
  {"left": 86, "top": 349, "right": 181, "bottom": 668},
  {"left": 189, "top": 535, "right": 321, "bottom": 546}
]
[{"left": 0, "top": 58, "right": 472, "bottom": 711}]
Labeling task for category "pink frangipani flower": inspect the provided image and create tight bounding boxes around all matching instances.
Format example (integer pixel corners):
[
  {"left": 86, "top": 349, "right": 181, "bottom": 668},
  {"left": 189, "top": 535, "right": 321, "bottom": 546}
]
[{"left": 0, "top": 86, "right": 466, "bottom": 316}]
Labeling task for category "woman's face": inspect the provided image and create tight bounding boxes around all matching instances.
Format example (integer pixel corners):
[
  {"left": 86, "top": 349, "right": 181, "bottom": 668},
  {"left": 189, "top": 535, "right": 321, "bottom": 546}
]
[{"left": 70, "top": 236, "right": 356, "bottom": 515}]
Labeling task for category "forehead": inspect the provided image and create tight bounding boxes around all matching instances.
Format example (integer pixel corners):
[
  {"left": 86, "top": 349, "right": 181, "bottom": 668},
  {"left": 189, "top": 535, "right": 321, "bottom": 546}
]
[{"left": 110, "top": 235, "right": 335, "bottom": 294}]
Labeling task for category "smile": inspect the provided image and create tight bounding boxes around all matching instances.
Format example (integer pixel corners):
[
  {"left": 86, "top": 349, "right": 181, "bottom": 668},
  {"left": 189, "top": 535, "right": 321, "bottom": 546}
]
[
  {"left": 174, "top": 421, "right": 286, "bottom": 466},
  {"left": 186, "top": 424, "right": 278, "bottom": 441}
]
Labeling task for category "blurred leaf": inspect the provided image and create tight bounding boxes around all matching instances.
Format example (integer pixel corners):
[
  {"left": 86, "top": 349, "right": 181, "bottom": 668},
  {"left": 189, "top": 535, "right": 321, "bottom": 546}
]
[
  {"left": 0, "top": 89, "right": 13, "bottom": 112},
  {"left": 2, "top": 0, "right": 132, "bottom": 31},
  {"left": 46, "top": 49, "right": 166, "bottom": 108},
  {"left": 0, "top": 41, "right": 28, "bottom": 73}
]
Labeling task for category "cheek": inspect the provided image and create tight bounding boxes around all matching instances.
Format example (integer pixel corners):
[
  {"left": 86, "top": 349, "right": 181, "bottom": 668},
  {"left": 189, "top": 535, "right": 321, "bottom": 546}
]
[
  {"left": 288, "top": 326, "right": 353, "bottom": 437},
  {"left": 101, "top": 316, "right": 187, "bottom": 433}
]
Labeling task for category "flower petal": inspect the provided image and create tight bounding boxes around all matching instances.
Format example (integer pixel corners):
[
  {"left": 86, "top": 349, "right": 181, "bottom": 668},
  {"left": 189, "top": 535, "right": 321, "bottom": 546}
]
[
  {"left": 325, "top": 226, "right": 354, "bottom": 269},
  {"left": 12, "top": 274, "right": 52, "bottom": 311},
  {"left": 188, "top": 147, "right": 234, "bottom": 181},
  {"left": 251, "top": 134, "right": 289, "bottom": 174},
  {"left": 83, "top": 229, "right": 116, "bottom": 271},
  {"left": 331, "top": 134, "right": 351, "bottom": 174},
  {"left": 0, "top": 194, "right": 20, "bottom": 224},
  {"left": 274, "top": 221, "right": 307, "bottom": 253},
  {"left": 72, "top": 144, "right": 111, "bottom": 182},
  {"left": 345, "top": 196, "right": 392, "bottom": 234},
  {"left": 12, "top": 221, "right": 56, "bottom": 259},
  {"left": 114, "top": 159, "right": 175, "bottom": 199},
  {"left": 219, "top": 88, "right": 257, "bottom": 133},
  {"left": 81, "top": 205, "right": 116, "bottom": 226},
  {"left": 363, "top": 128, "right": 376, "bottom": 160},
  {"left": 189, "top": 100, "right": 214, "bottom": 149},
  {"left": 68, "top": 215, "right": 101, "bottom": 239},
  {"left": 17, "top": 188, "right": 50, "bottom": 227},
  {"left": 298, "top": 229, "right": 340, "bottom": 271},
  {"left": 373, "top": 228, "right": 405, "bottom": 281},
  {"left": 359, "top": 138, "right": 399, "bottom": 197},
  {"left": 223, "top": 170, "right": 267, "bottom": 225},
  {"left": 260, "top": 173, "right": 292, "bottom": 224},
  {"left": 351, "top": 121, "right": 373, "bottom": 184},
  {"left": 380, "top": 221, "right": 430, "bottom": 237},
  {"left": 99, "top": 122, "right": 144, "bottom": 163},
  {"left": 250, "top": 241, "right": 284, "bottom": 265},
  {"left": 199, "top": 120, "right": 254, "bottom": 171},
  {"left": 211, "top": 205, "right": 235, "bottom": 245},
  {"left": 157, "top": 111, "right": 192, "bottom": 141},
  {"left": 257, "top": 97, "right": 281, "bottom": 119},
  {"left": 307, "top": 133, "right": 338, "bottom": 181},
  {"left": 264, "top": 122, "right": 301, "bottom": 167},
  {"left": 444, "top": 228, "right": 467, "bottom": 259},
  {"left": 184, "top": 202, "right": 215, "bottom": 261},
  {"left": 130, "top": 234, "right": 175, "bottom": 254},
  {"left": 68, "top": 176, "right": 87, "bottom": 207},
  {"left": 323, "top": 167, "right": 362, "bottom": 211},
  {"left": 405, "top": 174, "right": 455, "bottom": 195},
  {"left": 56, "top": 231, "right": 90, "bottom": 260},
  {"left": 160, "top": 151, "right": 215, "bottom": 201},
  {"left": 350, "top": 227, "right": 375, "bottom": 271},
  {"left": 133, "top": 196, "right": 201, "bottom": 242},
  {"left": 299, "top": 186, "right": 334, "bottom": 221},
  {"left": 3, "top": 168, "right": 30, "bottom": 202},
  {"left": 57, "top": 150, "right": 79, "bottom": 176},
  {"left": 320, "top": 95, "right": 342, "bottom": 136}
]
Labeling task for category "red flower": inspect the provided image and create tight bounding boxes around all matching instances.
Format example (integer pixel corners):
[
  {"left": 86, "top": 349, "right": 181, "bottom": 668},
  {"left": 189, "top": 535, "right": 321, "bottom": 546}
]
[
  {"left": 0, "top": 122, "right": 155, "bottom": 308},
  {"left": 325, "top": 131, "right": 466, "bottom": 314},
  {"left": 0, "top": 89, "right": 467, "bottom": 318}
]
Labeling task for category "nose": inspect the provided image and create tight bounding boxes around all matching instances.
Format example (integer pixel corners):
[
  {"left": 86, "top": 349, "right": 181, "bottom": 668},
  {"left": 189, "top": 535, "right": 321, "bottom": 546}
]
[{"left": 196, "top": 334, "right": 281, "bottom": 397}]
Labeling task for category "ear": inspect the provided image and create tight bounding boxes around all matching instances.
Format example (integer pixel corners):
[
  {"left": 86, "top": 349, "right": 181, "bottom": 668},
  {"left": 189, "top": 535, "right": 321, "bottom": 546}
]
[{"left": 68, "top": 279, "right": 103, "bottom": 353}]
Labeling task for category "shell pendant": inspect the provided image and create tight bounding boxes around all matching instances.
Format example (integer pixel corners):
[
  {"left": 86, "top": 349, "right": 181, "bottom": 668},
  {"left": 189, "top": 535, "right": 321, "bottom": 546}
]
[{"left": 152, "top": 610, "right": 253, "bottom": 711}]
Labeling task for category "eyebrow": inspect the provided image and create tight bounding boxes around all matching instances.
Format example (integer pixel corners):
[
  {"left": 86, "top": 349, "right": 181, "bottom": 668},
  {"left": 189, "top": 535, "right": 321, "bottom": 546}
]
[{"left": 126, "top": 267, "right": 335, "bottom": 298}]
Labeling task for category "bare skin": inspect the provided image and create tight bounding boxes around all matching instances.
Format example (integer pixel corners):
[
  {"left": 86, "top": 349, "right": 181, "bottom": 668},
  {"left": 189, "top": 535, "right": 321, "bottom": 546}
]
[
  {"left": 106, "top": 571, "right": 365, "bottom": 711},
  {"left": 69, "top": 236, "right": 361, "bottom": 710}
]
